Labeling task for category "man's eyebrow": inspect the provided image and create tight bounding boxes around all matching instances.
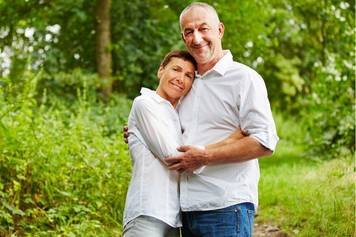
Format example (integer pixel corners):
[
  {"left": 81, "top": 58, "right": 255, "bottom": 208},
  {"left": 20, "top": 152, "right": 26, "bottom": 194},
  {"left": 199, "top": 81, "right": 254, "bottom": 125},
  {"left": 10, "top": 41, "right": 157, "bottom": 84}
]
[{"left": 184, "top": 22, "right": 209, "bottom": 29}]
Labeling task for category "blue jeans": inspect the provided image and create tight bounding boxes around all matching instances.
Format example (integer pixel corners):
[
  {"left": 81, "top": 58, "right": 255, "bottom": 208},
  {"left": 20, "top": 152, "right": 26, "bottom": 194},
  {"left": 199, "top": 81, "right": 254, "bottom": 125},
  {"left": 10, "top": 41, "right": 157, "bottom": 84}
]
[{"left": 182, "top": 203, "right": 255, "bottom": 237}]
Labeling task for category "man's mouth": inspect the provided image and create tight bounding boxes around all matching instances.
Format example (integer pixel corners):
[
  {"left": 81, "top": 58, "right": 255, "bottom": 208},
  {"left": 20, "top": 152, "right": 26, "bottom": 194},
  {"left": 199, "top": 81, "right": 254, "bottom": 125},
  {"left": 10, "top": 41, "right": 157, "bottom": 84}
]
[{"left": 192, "top": 43, "right": 208, "bottom": 50}]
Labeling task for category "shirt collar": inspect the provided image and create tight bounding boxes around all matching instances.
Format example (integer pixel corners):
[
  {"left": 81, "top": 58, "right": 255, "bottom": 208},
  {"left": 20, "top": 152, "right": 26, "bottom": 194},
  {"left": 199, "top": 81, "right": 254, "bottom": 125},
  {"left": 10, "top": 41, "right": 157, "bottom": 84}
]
[
  {"left": 196, "top": 50, "right": 233, "bottom": 78},
  {"left": 140, "top": 87, "right": 177, "bottom": 107}
]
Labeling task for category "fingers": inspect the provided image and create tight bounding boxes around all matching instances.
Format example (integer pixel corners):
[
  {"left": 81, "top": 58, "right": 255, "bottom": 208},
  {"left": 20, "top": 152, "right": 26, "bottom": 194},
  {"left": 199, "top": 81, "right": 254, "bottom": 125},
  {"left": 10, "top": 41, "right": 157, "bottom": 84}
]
[
  {"left": 167, "top": 163, "right": 182, "bottom": 170},
  {"left": 177, "top": 145, "right": 191, "bottom": 152},
  {"left": 123, "top": 125, "right": 129, "bottom": 144},
  {"left": 168, "top": 163, "right": 187, "bottom": 173},
  {"left": 165, "top": 157, "right": 181, "bottom": 165}
]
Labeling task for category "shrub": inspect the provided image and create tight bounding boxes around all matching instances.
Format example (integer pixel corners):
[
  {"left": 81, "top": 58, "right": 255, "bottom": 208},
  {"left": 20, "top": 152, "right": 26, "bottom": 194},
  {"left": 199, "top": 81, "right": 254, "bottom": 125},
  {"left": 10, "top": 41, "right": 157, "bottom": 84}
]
[{"left": 0, "top": 72, "right": 132, "bottom": 235}]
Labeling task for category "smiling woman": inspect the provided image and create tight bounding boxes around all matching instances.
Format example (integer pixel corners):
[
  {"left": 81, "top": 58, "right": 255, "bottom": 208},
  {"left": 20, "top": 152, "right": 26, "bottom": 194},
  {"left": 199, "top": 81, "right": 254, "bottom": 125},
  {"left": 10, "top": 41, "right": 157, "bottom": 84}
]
[
  {"left": 122, "top": 50, "right": 197, "bottom": 237},
  {"left": 156, "top": 52, "right": 196, "bottom": 107}
]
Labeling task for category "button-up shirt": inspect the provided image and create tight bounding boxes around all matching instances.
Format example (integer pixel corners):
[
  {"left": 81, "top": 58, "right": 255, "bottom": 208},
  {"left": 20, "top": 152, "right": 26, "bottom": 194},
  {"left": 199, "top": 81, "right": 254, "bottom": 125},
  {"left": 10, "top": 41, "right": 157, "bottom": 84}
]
[
  {"left": 123, "top": 88, "right": 182, "bottom": 228},
  {"left": 178, "top": 50, "right": 279, "bottom": 211}
]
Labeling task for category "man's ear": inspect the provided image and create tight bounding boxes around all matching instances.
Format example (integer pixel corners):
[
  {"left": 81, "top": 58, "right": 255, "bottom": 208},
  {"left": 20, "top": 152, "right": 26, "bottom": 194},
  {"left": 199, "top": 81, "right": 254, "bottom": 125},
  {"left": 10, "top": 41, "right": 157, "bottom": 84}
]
[
  {"left": 218, "top": 22, "right": 225, "bottom": 39},
  {"left": 181, "top": 33, "right": 186, "bottom": 43}
]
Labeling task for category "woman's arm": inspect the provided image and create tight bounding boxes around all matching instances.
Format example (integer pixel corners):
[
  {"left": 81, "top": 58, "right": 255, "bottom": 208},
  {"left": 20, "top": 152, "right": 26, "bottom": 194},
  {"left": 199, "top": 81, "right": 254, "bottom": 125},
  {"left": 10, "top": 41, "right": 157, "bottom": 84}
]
[{"left": 131, "top": 98, "right": 181, "bottom": 163}]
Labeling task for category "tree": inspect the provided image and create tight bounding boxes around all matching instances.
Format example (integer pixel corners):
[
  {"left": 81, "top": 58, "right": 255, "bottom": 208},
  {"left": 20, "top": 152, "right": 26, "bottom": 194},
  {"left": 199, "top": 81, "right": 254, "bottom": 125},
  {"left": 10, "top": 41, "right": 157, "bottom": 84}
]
[{"left": 96, "top": 0, "right": 112, "bottom": 99}]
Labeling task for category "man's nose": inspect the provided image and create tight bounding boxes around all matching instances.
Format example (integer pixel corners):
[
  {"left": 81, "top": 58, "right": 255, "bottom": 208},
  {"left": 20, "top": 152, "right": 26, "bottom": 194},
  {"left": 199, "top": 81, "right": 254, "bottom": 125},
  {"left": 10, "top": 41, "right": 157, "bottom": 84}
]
[{"left": 192, "top": 31, "right": 203, "bottom": 44}]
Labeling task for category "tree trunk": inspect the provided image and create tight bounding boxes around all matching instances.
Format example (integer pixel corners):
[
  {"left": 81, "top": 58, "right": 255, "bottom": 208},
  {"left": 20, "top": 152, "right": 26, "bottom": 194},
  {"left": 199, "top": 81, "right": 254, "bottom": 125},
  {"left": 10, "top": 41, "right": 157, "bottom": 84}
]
[{"left": 96, "top": 0, "right": 112, "bottom": 99}]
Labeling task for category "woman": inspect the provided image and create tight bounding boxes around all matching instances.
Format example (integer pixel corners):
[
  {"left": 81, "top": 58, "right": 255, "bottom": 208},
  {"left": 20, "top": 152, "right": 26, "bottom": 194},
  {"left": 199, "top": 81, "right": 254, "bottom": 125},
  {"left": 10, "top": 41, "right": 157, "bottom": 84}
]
[{"left": 123, "top": 50, "right": 197, "bottom": 237}]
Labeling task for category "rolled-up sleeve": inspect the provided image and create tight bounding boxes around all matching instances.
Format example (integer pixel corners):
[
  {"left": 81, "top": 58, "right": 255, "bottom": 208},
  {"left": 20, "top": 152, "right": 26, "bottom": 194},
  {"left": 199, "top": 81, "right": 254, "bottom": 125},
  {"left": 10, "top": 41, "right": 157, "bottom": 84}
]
[{"left": 239, "top": 72, "right": 279, "bottom": 151}]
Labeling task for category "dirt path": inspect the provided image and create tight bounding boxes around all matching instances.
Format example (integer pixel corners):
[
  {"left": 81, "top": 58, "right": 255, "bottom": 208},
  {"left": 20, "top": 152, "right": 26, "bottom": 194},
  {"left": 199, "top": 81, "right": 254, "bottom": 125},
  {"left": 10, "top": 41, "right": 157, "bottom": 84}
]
[{"left": 253, "top": 223, "right": 289, "bottom": 237}]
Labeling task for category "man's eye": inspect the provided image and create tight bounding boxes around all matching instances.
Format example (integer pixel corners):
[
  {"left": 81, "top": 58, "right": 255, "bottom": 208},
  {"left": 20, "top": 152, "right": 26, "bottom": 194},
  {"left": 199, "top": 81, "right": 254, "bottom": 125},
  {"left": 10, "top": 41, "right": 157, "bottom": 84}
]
[{"left": 184, "top": 31, "right": 193, "bottom": 36}]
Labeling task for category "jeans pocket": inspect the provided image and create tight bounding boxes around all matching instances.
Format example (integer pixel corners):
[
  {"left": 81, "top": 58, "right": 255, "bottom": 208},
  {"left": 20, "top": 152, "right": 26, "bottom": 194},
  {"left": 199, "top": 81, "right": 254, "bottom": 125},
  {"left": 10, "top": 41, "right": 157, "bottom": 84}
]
[
  {"left": 235, "top": 207, "right": 240, "bottom": 234},
  {"left": 235, "top": 204, "right": 255, "bottom": 237},
  {"left": 247, "top": 209, "right": 255, "bottom": 234}
]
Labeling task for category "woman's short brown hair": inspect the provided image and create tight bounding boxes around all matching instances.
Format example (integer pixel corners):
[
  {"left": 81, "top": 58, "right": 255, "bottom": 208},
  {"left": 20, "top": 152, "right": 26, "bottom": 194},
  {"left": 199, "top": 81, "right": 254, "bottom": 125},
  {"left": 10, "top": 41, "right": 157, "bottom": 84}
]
[{"left": 160, "top": 50, "right": 197, "bottom": 70}]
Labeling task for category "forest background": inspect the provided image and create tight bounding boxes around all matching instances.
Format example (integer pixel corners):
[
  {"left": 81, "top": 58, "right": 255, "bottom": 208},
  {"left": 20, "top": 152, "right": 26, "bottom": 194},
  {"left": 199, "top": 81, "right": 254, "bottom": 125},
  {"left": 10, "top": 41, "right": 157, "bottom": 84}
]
[{"left": 0, "top": 0, "right": 354, "bottom": 236}]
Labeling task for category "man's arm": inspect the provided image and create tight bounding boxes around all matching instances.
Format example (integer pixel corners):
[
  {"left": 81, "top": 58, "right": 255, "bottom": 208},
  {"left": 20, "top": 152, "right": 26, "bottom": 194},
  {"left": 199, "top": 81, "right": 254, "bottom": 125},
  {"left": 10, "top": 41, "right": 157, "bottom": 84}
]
[
  {"left": 205, "top": 136, "right": 272, "bottom": 164},
  {"left": 165, "top": 130, "right": 271, "bottom": 173},
  {"left": 205, "top": 128, "right": 247, "bottom": 149}
]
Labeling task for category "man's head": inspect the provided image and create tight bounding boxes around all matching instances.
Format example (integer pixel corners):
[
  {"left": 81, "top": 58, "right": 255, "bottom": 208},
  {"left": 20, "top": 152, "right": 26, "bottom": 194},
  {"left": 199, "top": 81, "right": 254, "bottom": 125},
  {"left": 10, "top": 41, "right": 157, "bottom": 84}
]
[
  {"left": 179, "top": 2, "right": 224, "bottom": 72},
  {"left": 156, "top": 50, "right": 196, "bottom": 107}
]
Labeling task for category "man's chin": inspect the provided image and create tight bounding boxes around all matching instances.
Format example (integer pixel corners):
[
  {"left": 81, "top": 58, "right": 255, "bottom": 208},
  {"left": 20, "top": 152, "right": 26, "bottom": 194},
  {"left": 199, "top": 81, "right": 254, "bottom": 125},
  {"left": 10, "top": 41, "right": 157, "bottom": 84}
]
[{"left": 193, "top": 53, "right": 210, "bottom": 64}]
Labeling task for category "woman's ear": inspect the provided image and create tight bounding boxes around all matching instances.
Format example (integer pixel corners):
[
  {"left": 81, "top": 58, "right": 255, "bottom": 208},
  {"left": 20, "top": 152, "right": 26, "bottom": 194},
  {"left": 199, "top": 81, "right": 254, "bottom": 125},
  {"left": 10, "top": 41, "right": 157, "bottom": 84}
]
[{"left": 157, "top": 65, "right": 164, "bottom": 80}]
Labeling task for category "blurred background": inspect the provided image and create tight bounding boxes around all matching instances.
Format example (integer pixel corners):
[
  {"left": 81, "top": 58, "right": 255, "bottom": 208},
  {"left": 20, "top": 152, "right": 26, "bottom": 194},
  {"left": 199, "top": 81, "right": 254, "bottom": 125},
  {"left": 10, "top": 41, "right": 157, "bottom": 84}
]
[{"left": 0, "top": 0, "right": 354, "bottom": 236}]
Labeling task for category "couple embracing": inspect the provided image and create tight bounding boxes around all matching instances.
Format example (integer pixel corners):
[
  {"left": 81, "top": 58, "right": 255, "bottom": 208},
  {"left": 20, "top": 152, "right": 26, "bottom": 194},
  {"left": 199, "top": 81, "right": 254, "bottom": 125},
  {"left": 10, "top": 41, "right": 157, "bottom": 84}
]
[{"left": 123, "top": 2, "right": 278, "bottom": 237}]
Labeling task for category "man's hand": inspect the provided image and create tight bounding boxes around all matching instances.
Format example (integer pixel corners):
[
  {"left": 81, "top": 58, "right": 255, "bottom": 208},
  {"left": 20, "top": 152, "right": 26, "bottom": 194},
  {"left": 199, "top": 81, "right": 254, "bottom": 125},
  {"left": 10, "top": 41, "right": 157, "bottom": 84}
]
[
  {"left": 165, "top": 145, "right": 209, "bottom": 173},
  {"left": 123, "top": 125, "right": 129, "bottom": 144}
]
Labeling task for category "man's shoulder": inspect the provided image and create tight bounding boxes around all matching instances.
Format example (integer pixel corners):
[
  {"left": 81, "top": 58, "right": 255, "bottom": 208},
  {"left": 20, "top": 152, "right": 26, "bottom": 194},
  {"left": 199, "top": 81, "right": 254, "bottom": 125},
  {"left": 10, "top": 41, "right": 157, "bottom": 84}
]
[
  {"left": 231, "top": 60, "right": 258, "bottom": 74},
  {"left": 228, "top": 61, "right": 263, "bottom": 81}
]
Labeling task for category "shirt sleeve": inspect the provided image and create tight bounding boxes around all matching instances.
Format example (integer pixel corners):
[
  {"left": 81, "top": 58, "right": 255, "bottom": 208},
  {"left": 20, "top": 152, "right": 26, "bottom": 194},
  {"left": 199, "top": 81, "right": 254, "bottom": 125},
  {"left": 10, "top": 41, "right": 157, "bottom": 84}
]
[
  {"left": 239, "top": 71, "right": 279, "bottom": 151},
  {"left": 131, "top": 98, "right": 181, "bottom": 162}
]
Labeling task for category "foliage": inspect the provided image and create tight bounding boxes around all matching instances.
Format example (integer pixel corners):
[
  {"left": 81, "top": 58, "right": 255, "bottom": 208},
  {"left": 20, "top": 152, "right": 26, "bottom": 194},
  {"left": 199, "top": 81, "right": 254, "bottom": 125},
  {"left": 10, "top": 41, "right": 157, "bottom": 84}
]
[
  {"left": 0, "top": 0, "right": 184, "bottom": 98},
  {"left": 0, "top": 73, "right": 132, "bottom": 236},
  {"left": 111, "top": 0, "right": 183, "bottom": 97},
  {"left": 303, "top": 54, "right": 354, "bottom": 158}
]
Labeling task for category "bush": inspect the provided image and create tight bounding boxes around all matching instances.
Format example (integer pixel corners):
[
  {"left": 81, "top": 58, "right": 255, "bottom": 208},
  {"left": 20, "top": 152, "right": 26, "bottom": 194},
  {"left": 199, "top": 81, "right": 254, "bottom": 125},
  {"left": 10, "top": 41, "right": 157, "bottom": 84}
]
[
  {"left": 302, "top": 54, "right": 355, "bottom": 159},
  {"left": 0, "top": 72, "right": 132, "bottom": 236}
]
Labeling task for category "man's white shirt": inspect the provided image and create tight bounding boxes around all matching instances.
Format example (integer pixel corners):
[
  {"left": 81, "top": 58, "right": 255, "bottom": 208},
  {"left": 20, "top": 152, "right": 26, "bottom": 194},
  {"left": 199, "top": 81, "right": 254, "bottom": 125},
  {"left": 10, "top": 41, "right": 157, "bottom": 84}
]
[
  {"left": 123, "top": 88, "right": 182, "bottom": 228},
  {"left": 178, "top": 50, "right": 279, "bottom": 211}
]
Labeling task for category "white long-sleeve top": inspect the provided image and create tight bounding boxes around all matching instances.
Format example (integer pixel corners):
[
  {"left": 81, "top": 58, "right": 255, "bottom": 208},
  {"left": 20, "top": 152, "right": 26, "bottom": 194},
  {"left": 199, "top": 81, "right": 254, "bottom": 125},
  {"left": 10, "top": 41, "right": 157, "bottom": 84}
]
[
  {"left": 123, "top": 88, "right": 182, "bottom": 228},
  {"left": 178, "top": 50, "right": 279, "bottom": 211}
]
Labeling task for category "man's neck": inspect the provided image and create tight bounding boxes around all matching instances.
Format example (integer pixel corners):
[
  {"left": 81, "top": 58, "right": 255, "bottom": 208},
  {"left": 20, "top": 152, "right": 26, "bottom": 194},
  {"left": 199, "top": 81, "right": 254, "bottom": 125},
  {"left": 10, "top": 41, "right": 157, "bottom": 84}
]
[{"left": 197, "top": 51, "right": 225, "bottom": 75}]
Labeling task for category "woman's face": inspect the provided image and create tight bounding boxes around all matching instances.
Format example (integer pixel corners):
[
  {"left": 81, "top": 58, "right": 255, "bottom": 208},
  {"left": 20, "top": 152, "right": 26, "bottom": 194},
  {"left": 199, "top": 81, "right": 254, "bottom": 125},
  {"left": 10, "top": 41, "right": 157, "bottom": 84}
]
[{"left": 156, "top": 57, "right": 195, "bottom": 107}]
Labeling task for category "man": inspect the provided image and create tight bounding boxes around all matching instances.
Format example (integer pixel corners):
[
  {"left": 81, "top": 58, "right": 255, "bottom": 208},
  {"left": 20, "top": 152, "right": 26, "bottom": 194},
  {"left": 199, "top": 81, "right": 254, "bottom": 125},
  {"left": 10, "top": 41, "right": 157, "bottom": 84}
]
[{"left": 164, "top": 2, "right": 279, "bottom": 237}]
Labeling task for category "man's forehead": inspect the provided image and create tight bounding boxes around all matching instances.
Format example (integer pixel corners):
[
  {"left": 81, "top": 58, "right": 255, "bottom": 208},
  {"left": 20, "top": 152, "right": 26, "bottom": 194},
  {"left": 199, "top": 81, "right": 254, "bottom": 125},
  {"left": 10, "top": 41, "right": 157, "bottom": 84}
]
[{"left": 180, "top": 7, "right": 219, "bottom": 28}]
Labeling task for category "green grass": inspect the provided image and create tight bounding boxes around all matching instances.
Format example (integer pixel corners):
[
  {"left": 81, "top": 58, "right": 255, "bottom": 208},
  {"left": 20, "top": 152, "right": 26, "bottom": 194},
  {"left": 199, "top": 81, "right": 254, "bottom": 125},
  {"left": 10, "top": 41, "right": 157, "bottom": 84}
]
[{"left": 257, "top": 113, "right": 355, "bottom": 237}]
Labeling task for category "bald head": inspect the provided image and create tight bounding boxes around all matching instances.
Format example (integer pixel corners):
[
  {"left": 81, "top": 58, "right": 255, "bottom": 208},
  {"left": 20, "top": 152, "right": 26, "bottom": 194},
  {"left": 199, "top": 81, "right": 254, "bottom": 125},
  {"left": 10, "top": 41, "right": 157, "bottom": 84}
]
[{"left": 179, "top": 2, "right": 221, "bottom": 29}]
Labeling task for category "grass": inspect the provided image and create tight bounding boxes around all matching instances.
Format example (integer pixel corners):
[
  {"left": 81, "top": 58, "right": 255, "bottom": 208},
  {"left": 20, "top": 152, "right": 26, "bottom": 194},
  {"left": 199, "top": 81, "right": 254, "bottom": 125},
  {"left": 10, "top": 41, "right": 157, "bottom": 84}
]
[{"left": 257, "top": 112, "right": 355, "bottom": 237}]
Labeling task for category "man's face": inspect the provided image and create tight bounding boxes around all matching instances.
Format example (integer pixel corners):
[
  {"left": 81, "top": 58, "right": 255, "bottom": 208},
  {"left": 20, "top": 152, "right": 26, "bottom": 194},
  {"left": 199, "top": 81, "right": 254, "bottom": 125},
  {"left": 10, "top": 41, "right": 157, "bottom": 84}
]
[
  {"left": 180, "top": 7, "right": 224, "bottom": 65},
  {"left": 156, "top": 57, "right": 195, "bottom": 106}
]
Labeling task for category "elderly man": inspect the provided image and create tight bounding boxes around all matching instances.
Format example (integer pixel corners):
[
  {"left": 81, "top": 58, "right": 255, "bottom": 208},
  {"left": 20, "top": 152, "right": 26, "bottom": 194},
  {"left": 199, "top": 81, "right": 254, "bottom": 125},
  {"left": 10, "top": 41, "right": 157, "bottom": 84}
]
[{"left": 164, "top": 2, "right": 279, "bottom": 237}]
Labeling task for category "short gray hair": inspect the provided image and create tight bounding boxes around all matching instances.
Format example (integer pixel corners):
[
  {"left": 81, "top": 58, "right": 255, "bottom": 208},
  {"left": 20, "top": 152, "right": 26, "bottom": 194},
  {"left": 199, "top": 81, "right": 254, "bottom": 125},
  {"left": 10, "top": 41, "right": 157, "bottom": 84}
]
[{"left": 179, "top": 2, "right": 220, "bottom": 28}]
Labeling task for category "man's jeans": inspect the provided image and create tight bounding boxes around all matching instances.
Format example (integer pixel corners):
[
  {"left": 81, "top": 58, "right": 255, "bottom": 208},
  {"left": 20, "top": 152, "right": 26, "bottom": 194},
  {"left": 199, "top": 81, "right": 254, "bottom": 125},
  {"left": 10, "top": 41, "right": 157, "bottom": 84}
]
[{"left": 182, "top": 203, "right": 255, "bottom": 237}]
